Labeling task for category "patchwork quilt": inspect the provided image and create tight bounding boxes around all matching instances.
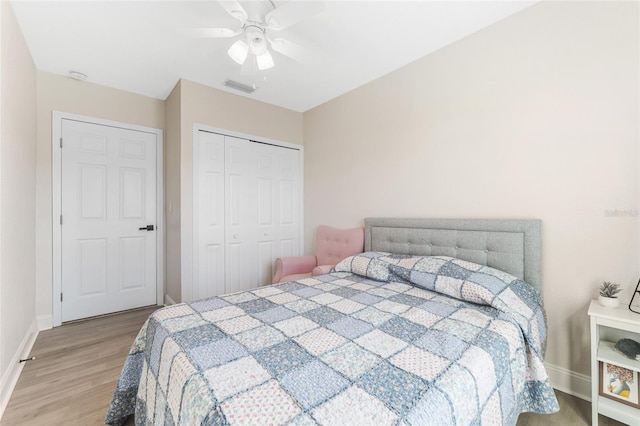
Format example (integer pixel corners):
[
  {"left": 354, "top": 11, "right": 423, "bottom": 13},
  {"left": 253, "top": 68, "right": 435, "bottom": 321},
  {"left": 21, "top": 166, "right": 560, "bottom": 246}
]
[{"left": 106, "top": 253, "right": 559, "bottom": 426}]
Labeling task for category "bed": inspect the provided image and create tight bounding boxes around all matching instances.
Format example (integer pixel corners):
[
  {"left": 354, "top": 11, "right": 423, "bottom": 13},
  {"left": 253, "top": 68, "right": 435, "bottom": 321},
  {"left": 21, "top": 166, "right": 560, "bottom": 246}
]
[{"left": 106, "top": 218, "right": 559, "bottom": 425}]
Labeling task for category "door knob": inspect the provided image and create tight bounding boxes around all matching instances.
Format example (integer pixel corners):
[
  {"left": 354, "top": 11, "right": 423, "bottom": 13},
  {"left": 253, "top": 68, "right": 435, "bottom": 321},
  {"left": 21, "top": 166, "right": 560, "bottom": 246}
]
[
  {"left": 233, "top": 233, "right": 239, "bottom": 239},
  {"left": 139, "top": 225, "right": 155, "bottom": 231}
]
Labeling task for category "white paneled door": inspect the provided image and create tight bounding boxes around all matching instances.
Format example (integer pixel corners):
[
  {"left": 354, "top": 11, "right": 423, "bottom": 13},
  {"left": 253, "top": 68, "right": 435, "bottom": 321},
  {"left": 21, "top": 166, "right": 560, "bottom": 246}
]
[
  {"left": 61, "top": 119, "right": 157, "bottom": 322},
  {"left": 253, "top": 140, "right": 301, "bottom": 286},
  {"left": 194, "top": 130, "right": 301, "bottom": 300},
  {"left": 196, "top": 131, "right": 226, "bottom": 299},
  {"left": 225, "top": 135, "right": 258, "bottom": 294}
]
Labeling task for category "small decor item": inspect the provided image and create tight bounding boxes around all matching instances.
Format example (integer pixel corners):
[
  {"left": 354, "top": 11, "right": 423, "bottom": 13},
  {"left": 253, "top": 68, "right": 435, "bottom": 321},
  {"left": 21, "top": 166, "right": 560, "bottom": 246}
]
[
  {"left": 599, "top": 361, "right": 640, "bottom": 408},
  {"left": 614, "top": 339, "right": 640, "bottom": 361},
  {"left": 629, "top": 277, "right": 640, "bottom": 314},
  {"left": 599, "top": 281, "right": 622, "bottom": 308}
]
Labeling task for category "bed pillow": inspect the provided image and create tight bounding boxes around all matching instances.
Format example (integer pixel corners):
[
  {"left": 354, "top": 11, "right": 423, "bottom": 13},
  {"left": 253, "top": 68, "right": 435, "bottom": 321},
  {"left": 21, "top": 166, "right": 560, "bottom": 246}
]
[
  {"left": 335, "top": 253, "right": 546, "bottom": 355},
  {"left": 388, "top": 256, "right": 540, "bottom": 313},
  {"left": 333, "top": 251, "right": 420, "bottom": 282},
  {"left": 335, "top": 253, "right": 539, "bottom": 311}
]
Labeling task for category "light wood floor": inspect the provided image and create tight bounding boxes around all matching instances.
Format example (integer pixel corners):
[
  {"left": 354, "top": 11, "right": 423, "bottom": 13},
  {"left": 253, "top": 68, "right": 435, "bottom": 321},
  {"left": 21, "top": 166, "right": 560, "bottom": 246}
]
[
  {"left": 1, "top": 307, "right": 158, "bottom": 426},
  {"left": 0, "top": 307, "right": 628, "bottom": 426}
]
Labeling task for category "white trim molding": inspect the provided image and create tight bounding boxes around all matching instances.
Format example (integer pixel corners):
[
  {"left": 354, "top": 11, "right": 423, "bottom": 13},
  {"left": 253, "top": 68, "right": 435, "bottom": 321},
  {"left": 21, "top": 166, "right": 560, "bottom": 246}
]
[
  {"left": 0, "top": 319, "right": 39, "bottom": 421},
  {"left": 51, "top": 111, "right": 165, "bottom": 326},
  {"left": 164, "top": 294, "right": 177, "bottom": 306},
  {"left": 36, "top": 315, "right": 52, "bottom": 331},
  {"left": 546, "top": 362, "right": 591, "bottom": 401}
]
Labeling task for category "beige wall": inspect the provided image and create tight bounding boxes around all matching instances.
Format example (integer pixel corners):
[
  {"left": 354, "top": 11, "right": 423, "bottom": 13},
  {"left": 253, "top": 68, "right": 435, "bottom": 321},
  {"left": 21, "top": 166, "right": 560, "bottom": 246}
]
[
  {"left": 167, "top": 79, "right": 303, "bottom": 302},
  {"left": 164, "top": 81, "right": 181, "bottom": 303},
  {"left": 0, "top": 0, "right": 37, "bottom": 397},
  {"left": 303, "top": 0, "right": 639, "bottom": 387},
  {"left": 35, "top": 71, "right": 166, "bottom": 321}
]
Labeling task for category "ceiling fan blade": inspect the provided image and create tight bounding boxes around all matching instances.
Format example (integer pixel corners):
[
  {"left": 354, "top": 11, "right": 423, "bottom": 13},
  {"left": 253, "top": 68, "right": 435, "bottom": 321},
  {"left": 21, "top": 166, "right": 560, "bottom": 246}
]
[
  {"left": 269, "top": 38, "right": 309, "bottom": 63},
  {"left": 265, "top": 0, "right": 324, "bottom": 31},
  {"left": 190, "top": 27, "right": 240, "bottom": 38},
  {"left": 218, "top": 0, "right": 248, "bottom": 22}
]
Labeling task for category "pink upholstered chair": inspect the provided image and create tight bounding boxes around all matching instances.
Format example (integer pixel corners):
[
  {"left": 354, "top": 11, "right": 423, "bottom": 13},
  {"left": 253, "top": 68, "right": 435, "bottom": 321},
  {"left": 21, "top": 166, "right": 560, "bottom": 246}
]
[{"left": 272, "top": 225, "right": 365, "bottom": 284}]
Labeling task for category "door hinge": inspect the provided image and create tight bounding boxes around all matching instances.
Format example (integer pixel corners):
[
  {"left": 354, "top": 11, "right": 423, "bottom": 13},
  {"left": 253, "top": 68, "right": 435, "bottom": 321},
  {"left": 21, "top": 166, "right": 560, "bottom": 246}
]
[
  {"left": 60, "top": 138, "right": 63, "bottom": 148},
  {"left": 60, "top": 215, "right": 63, "bottom": 225},
  {"left": 60, "top": 293, "right": 63, "bottom": 302}
]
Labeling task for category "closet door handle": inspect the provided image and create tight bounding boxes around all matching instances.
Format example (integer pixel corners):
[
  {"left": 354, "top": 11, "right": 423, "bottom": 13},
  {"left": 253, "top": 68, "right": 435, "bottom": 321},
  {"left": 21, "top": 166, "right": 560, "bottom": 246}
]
[
  {"left": 233, "top": 233, "right": 239, "bottom": 239},
  {"left": 139, "top": 225, "right": 155, "bottom": 231}
]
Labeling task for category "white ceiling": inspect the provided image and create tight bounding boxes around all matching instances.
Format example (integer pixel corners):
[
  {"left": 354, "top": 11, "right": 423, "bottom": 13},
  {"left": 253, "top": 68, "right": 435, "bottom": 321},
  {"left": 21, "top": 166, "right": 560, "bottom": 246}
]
[{"left": 12, "top": 0, "right": 536, "bottom": 112}]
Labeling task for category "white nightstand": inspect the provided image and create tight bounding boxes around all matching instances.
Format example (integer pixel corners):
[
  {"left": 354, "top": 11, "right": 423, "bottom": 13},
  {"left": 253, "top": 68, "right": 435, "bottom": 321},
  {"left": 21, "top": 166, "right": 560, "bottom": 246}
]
[{"left": 588, "top": 300, "right": 640, "bottom": 426}]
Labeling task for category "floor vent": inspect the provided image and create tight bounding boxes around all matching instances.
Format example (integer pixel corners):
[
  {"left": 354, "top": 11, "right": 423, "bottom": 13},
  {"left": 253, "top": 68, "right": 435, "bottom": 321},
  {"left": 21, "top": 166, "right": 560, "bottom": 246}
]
[{"left": 223, "top": 80, "right": 256, "bottom": 94}]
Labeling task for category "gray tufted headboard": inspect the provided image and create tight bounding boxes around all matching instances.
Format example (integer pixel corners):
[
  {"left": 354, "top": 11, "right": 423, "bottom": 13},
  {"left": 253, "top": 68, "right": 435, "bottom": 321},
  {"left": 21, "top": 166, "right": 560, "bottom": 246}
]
[{"left": 364, "top": 218, "right": 542, "bottom": 293}]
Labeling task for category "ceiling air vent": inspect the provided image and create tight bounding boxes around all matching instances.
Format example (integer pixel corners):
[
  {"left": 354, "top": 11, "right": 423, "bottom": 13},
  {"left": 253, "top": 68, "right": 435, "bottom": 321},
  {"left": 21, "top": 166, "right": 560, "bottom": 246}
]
[{"left": 223, "top": 80, "right": 256, "bottom": 94}]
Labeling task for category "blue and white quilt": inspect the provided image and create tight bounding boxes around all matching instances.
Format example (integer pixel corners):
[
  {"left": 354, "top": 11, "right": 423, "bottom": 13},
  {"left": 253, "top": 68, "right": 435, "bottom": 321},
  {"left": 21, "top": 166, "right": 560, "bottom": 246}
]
[{"left": 106, "top": 253, "right": 559, "bottom": 425}]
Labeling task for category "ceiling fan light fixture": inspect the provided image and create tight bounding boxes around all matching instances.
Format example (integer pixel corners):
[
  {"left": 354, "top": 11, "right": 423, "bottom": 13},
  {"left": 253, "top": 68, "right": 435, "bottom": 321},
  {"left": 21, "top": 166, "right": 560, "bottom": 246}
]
[
  {"left": 203, "top": 0, "right": 324, "bottom": 73},
  {"left": 249, "top": 39, "right": 267, "bottom": 55},
  {"left": 228, "top": 40, "right": 249, "bottom": 65},
  {"left": 256, "top": 50, "right": 274, "bottom": 70},
  {"left": 245, "top": 26, "right": 267, "bottom": 55}
]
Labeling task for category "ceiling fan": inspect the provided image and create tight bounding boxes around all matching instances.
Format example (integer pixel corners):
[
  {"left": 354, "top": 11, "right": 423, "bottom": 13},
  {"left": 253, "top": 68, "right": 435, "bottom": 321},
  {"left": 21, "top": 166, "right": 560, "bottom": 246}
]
[{"left": 199, "top": 0, "right": 324, "bottom": 71}]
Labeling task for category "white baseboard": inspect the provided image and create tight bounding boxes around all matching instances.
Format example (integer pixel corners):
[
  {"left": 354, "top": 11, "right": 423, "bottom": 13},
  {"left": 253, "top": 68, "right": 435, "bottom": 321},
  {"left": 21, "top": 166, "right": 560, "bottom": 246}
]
[
  {"left": 0, "top": 318, "right": 39, "bottom": 421},
  {"left": 164, "top": 294, "right": 177, "bottom": 306},
  {"left": 37, "top": 314, "right": 52, "bottom": 331},
  {"left": 545, "top": 362, "right": 591, "bottom": 401}
]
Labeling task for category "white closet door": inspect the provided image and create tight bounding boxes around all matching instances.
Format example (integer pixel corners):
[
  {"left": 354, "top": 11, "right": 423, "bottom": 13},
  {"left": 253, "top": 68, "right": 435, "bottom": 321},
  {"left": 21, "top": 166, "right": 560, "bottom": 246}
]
[
  {"left": 194, "top": 130, "right": 301, "bottom": 298},
  {"left": 195, "top": 131, "right": 226, "bottom": 299},
  {"left": 225, "top": 136, "right": 258, "bottom": 293},
  {"left": 225, "top": 137, "right": 301, "bottom": 290},
  {"left": 275, "top": 145, "right": 300, "bottom": 260},
  {"left": 254, "top": 143, "right": 301, "bottom": 284},
  {"left": 254, "top": 143, "right": 279, "bottom": 286}
]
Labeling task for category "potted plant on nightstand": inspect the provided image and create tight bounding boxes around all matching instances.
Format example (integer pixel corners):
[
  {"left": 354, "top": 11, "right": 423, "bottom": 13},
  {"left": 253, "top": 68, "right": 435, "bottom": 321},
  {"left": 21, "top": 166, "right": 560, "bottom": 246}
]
[{"left": 599, "top": 281, "right": 622, "bottom": 308}]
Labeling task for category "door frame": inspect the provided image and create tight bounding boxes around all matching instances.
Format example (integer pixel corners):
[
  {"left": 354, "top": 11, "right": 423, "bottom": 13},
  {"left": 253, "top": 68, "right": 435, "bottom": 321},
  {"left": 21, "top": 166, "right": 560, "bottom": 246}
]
[
  {"left": 188, "top": 124, "right": 304, "bottom": 302},
  {"left": 52, "top": 111, "right": 164, "bottom": 327}
]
